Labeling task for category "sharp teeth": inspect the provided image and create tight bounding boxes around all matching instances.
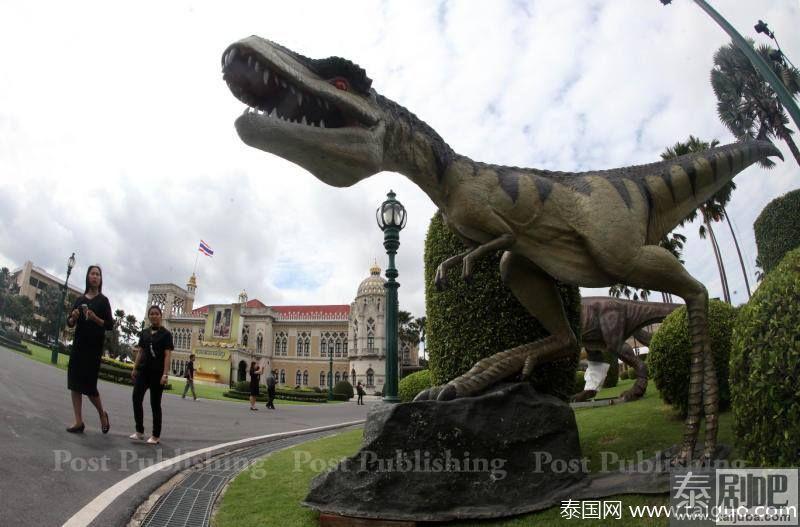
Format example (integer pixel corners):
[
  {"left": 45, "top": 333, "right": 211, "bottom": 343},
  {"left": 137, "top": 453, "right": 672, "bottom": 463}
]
[
  {"left": 324, "top": 100, "right": 329, "bottom": 110},
  {"left": 254, "top": 61, "right": 260, "bottom": 72},
  {"left": 290, "top": 85, "right": 295, "bottom": 94},
  {"left": 263, "top": 70, "right": 270, "bottom": 84},
  {"left": 320, "top": 120, "right": 326, "bottom": 128},
  {"left": 301, "top": 116, "right": 307, "bottom": 125},
  {"left": 297, "top": 93, "right": 303, "bottom": 106},
  {"left": 269, "top": 108, "right": 276, "bottom": 117},
  {"left": 280, "top": 80, "right": 287, "bottom": 88},
  {"left": 247, "top": 56, "right": 253, "bottom": 67}
]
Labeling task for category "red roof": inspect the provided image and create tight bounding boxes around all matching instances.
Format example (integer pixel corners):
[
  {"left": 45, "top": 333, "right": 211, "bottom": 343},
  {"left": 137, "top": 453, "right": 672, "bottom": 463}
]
[{"left": 190, "top": 301, "right": 348, "bottom": 317}]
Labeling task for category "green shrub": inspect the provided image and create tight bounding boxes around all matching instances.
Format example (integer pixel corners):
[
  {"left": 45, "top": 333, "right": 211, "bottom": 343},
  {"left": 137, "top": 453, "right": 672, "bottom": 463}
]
[
  {"left": 424, "top": 212, "right": 582, "bottom": 401},
  {"left": 619, "top": 370, "right": 629, "bottom": 380},
  {"left": 648, "top": 300, "right": 737, "bottom": 417},
  {"left": 398, "top": 370, "right": 433, "bottom": 402},
  {"left": 574, "top": 370, "right": 585, "bottom": 394},
  {"left": 234, "top": 380, "right": 251, "bottom": 393},
  {"left": 730, "top": 248, "right": 800, "bottom": 466},
  {"left": 754, "top": 188, "right": 800, "bottom": 274},
  {"left": 333, "top": 380, "right": 354, "bottom": 399},
  {"left": 602, "top": 351, "right": 619, "bottom": 388}
]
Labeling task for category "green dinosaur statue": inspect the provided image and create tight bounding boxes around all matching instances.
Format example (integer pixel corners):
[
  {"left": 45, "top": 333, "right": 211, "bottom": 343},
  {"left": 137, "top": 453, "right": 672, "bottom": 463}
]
[{"left": 221, "top": 36, "right": 783, "bottom": 463}]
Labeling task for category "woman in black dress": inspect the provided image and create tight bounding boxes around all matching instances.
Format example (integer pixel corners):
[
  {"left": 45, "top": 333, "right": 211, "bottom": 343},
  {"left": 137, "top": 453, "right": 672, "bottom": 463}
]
[
  {"left": 249, "top": 361, "right": 262, "bottom": 411},
  {"left": 65, "top": 265, "right": 114, "bottom": 434},
  {"left": 130, "top": 305, "right": 174, "bottom": 445}
]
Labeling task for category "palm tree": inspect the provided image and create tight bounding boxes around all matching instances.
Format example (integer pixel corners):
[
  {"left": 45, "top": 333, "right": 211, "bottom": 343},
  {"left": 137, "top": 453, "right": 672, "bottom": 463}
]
[{"left": 711, "top": 40, "right": 800, "bottom": 167}]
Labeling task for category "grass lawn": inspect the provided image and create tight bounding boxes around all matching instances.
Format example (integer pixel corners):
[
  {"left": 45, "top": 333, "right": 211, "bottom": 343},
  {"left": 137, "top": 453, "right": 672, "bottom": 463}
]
[
  {"left": 4, "top": 343, "right": 341, "bottom": 406},
  {"left": 214, "top": 379, "right": 737, "bottom": 527}
]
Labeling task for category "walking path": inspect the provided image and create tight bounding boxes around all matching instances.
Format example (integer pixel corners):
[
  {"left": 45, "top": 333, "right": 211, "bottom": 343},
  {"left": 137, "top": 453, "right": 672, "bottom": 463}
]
[{"left": 0, "top": 346, "right": 371, "bottom": 527}]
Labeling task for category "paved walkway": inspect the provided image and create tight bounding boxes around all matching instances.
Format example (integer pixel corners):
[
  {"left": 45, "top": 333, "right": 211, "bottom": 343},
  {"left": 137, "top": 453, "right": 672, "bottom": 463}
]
[{"left": 0, "top": 346, "right": 372, "bottom": 526}]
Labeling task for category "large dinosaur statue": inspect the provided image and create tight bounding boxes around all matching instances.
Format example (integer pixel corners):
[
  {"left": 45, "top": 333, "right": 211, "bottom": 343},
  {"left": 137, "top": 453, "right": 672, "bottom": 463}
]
[
  {"left": 221, "top": 36, "right": 783, "bottom": 463},
  {"left": 574, "top": 297, "right": 679, "bottom": 402}
]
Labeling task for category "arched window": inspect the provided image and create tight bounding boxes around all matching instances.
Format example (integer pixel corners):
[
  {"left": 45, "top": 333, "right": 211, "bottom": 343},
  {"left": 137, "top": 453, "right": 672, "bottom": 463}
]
[
  {"left": 335, "top": 371, "right": 341, "bottom": 383},
  {"left": 295, "top": 370, "right": 301, "bottom": 386},
  {"left": 238, "top": 360, "right": 248, "bottom": 382},
  {"left": 274, "top": 332, "right": 288, "bottom": 356},
  {"left": 280, "top": 369, "right": 285, "bottom": 384},
  {"left": 320, "top": 371, "right": 325, "bottom": 386},
  {"left": 335, "top": 339, "right": 342, "bottom": 358},
  {"left": 351, "top": 368, "right": 356, "bottom": 382},
  {"left": 366, "top": 368, "right": 374, "bottom": 388},
  {"left": 242, "top": 333, "right": 248, "bottom": 347},
  {"left": 320, "top": 339, "right": 327, "bottom": 358},
  {"left": 343, "top": 371, "right": 348, "bottom": 382},
  {"left": 302, "top": 370, "right": 309, "bottom": 386},
  {"left": 367, "top": 335, "right": 374, "bottom": 353},
  {"left": 256, "top": 333, "right": 263, "bottom": 353},
  {"left": 343, "top": 339, "right": 348, "bottom": 357}
]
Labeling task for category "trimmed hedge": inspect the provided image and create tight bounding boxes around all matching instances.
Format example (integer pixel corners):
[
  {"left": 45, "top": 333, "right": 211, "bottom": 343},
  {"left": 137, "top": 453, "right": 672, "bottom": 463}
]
[
  {"left": 333, "top": 380, "right": 354, "bottom": 399},
  {"left": 754, "top": 188, "right": 800, "bottom": 274},
  {"left": 225, "top": 388, "right": 329, "bottom": 403},
  {"left": 730, "top": 248, "right": 800, "bottom": 466},
  {"left": 398, "top": 369, "right": 433, "bottom": 402},
  {"left": 648, "top": 300, "right": 737, "bottom": 417},
  {"left": 424, "top": 213, "right": 582, "bottom": 401}
]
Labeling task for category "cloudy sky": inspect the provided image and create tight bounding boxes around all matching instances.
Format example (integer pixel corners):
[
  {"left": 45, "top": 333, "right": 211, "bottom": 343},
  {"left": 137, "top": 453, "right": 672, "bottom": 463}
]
[{"left": 1, "top": 1, "right": 798, "bottom": 324}]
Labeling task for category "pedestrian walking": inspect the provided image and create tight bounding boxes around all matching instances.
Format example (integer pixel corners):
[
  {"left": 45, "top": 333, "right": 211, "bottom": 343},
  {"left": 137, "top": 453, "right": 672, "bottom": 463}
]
[
  {"left": 65, "top": 265, "right": 114, "bottom": 434},
  {"left": 356, "top": 381, "right": 365, "bottom": 405},
  {"left": 265, "top": 369, "right": 276, "bottom": 409},
  {"left": 130, "top": 305, "right": 173, "bottom": 445},
  {"left": 182, "top": 354, "right": 197, "bottom": 400},
  {"left": 249, "top": 361, "right": 261, "bottom": 411}
]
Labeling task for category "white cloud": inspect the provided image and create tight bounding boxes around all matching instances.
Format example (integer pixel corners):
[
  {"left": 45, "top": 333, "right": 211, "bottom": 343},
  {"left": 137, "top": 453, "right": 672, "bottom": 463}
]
[{"left": 1, "top": 0, "right": 798, "bottom": 323}]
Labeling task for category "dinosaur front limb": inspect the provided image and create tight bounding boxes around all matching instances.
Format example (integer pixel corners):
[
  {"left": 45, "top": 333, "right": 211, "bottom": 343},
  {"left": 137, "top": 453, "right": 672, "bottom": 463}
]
[
  {"left": 434, "top": 249, "right": 471, "bottom": 291},
  {"left": 460, "top": 234, "right": 515, "bottom": 282}
]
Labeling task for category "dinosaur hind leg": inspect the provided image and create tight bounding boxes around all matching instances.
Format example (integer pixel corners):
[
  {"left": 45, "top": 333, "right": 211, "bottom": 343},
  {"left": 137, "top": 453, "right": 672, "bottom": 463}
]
[
  {"left": 415, "top": 253, "right": 577, "bottom": 401},
  {"left": 615, "top": 245, "right": 716, "bottom": 464},
  {"left": 617, "top": 342, "right": 648, "bottom": 401}
]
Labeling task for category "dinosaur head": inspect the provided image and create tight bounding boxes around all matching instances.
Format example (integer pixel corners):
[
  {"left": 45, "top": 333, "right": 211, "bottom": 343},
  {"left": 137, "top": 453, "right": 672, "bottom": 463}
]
[{"left": 223, "top": 36, "right": 385, "bottom": 187}]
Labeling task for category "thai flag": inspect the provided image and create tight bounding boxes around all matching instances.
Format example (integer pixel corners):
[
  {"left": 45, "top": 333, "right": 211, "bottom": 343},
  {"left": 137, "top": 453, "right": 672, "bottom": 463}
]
[{"left": 199, "top": 240, "right": 214, "bottom": 257}]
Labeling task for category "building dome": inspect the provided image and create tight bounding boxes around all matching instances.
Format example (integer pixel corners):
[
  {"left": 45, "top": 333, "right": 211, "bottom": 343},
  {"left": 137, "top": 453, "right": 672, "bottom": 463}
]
[{"left": 357, "top": 261, "right": 386, "bottom": 297}]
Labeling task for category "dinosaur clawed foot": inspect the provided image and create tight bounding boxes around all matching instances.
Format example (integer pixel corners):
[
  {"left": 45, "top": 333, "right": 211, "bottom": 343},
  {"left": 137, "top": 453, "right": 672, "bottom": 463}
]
[
  {"left": 571, "top": 390, "right": 597, "bottom": 403},
  {"left": 413, "top": 383, "right": 459, "bottom": 402},
  {"left": 620, "top": 388, "right": 645, "bottom": 402}
]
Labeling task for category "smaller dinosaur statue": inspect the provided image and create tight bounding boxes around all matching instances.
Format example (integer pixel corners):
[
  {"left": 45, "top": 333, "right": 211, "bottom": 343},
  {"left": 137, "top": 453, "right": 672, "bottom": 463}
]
[{"left": 573, "top": 297, "right": 679, "bottom": 402}]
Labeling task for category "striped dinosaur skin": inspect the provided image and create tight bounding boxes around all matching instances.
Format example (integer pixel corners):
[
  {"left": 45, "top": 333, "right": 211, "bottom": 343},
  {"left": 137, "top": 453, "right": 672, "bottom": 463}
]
[
  {"left": 222, "top": 36, "right": 783, "bottom": 464},
  {"left": 576, "top": 298, "right": 681, "bottom": 403}
]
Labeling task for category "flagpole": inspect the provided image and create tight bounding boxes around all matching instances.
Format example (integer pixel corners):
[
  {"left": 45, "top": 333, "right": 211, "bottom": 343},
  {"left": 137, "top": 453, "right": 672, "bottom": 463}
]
[{"left": 192, "top": 250, "right": 199, "bottom": 275}]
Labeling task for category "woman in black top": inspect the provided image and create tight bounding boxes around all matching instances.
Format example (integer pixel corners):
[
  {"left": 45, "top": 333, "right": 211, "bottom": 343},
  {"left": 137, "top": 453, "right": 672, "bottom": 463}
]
[
  {"left": 249, "top": 361, "right": 261, "bottom": 411},
  {"left": 65, "top": 265, "right": 114, "bottom": 434},
  {"left": 130, "top": 305, "right": 173, "bottom": 445}
]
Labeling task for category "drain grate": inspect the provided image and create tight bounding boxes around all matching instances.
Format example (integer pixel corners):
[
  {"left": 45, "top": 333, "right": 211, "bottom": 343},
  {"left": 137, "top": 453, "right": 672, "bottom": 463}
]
[{"left": 139, "top": 427, "right": 358, "bottom": 527}]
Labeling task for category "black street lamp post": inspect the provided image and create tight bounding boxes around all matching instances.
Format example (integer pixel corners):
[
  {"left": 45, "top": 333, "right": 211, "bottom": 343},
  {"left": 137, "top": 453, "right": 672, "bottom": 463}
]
[
  {"left": 51, "top": 252, "right": 76, "bottom": 364},
  {"left": 376, "top": 190, "right": 407, "bottom": 403}
]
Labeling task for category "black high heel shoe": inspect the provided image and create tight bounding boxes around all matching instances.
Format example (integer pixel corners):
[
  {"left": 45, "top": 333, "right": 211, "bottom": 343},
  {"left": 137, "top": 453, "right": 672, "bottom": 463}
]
[
  {"left": 101, "top": 412, "right": 110, "bottom": 434},
  {"left": 66, "top": 423, "right": 85, "bottom": 434}
]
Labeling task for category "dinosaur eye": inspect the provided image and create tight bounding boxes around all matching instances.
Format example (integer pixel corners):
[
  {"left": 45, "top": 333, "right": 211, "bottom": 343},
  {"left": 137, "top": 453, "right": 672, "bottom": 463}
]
[{"left": 330, "top": 78, "right": 349, "bottom": 91}]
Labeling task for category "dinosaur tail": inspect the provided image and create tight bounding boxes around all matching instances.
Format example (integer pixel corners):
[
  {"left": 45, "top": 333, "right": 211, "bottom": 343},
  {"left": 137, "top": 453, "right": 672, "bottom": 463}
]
[{"left": 645, "top": 140, "right": 782, "bottom": 244}]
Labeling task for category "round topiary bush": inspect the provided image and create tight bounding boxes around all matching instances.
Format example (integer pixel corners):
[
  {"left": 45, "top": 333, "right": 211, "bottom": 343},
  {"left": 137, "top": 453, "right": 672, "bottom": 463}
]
[
  {"left": 648, "top": 299, "right": 737, "bottom": 417},
  {"left": 399, "top": 370, "right": 433, "bottom": 402},
  {"left": 425, "top": 212, "right": 582, "bottom": 401},
  {"left": 730, "top": 248, "right": 800, "bottom": 466},
  {"left": 333, "top": 380, "right": 354, "bottom": 399},
  {"left": 754, "top": 188, "right": 800, "bottom": 275}
]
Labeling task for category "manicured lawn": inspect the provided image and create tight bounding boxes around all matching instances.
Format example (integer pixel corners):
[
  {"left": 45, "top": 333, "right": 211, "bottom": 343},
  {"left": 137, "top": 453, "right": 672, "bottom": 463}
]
[
  {"left": 5, "top": 343, "right": 341, "bottom": 406},
  {"left": 214, "top": 379, "right": 737, "bottom": 527}
]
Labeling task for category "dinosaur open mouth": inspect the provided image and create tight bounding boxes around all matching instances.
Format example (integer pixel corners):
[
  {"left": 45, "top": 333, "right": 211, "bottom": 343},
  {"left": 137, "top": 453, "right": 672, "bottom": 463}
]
[{"left": 222, "top": 46, "right": 366, "bottom": 130}]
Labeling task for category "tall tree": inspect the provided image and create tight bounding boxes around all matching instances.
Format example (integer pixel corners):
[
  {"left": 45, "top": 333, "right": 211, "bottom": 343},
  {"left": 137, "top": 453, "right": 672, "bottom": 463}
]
[
  {"left": 711, "top": 40, "right": 800, "bottom": 167},
  {"left": 123, "top": 314, "right": 139, "bottom": 345}
]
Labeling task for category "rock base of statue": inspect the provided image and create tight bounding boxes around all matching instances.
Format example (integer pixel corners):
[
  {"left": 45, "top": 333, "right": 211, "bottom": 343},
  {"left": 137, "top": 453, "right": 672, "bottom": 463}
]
[{"left": 304, "top": 382, "right": 728, "bottom": 522}]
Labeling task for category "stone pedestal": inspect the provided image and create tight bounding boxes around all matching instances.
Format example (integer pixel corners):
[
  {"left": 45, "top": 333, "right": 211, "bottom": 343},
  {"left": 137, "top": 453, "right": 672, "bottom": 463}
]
[{"left": 304, "top": 383, "right": 588, "bottom": 521}]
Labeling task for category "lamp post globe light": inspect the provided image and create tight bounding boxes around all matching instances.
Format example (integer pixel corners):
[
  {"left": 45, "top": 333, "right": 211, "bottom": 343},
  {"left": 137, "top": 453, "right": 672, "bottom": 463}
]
[
  {"left": 376, "top": 190, "right": 407, "bottom": 403},
  {"left": 51, "top": 252, "right": 76, "bottom": 364}
]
